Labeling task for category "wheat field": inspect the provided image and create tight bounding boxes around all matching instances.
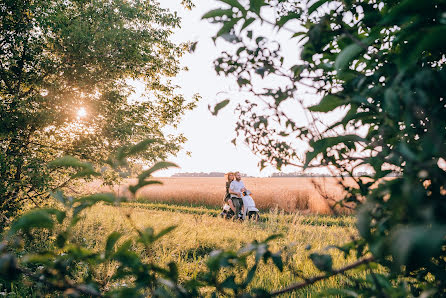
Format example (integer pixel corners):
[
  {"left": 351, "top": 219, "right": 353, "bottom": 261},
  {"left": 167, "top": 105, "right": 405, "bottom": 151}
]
[{"left": 91, "top": 177, "right": 357, "bottom": 215}]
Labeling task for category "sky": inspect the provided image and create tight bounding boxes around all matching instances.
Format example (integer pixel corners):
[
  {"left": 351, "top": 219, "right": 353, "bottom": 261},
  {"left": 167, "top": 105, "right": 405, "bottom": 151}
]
[{"left": 153, "top": 1, "right": 323, "bottom": 177}]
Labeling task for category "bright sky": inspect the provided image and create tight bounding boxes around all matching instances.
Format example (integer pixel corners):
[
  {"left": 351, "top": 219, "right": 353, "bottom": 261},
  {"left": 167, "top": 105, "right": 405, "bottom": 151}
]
[{"left": 154, "top": 1, "right": 323, "bottom": 177}]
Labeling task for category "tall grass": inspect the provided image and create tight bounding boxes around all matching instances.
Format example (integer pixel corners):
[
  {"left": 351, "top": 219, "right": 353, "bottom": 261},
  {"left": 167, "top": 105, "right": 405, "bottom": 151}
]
[
  {"left": 95, "top": 177, "right": 353, "bottom": 215},
  {"left": 68, "top": 203, "right": 361, "bottom": 296}
]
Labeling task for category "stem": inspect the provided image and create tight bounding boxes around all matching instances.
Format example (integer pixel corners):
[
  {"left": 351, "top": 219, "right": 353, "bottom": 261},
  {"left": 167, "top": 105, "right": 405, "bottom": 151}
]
[
  {"left": 17, "top": 266, "right": 101, "bottom": 296},
  {"left": 270, "top": 256, "right": 374, "bottom": 296},
  {"left": 366, "top": 262, "right": 387, "bottom": 297}
]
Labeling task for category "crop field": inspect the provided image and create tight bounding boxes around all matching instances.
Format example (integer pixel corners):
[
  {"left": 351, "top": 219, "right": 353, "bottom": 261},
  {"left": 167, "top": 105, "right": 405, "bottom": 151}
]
[
  {"left": 66, "top": 202, "right": 362, "bottom": 296},
  {"left": 90, "top": 177, "right": 357, "bottom": 215}
]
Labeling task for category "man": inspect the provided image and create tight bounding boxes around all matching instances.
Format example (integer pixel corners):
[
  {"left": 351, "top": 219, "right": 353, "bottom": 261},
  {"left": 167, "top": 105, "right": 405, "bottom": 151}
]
[{"left": 229, "top": 171, "right": 246, "bottom": 219}]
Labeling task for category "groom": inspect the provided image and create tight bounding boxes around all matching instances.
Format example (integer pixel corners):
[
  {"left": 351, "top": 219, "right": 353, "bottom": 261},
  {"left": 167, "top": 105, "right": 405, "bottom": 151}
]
[{"left": 229, "top": 171, "right": 246, "bottom": 218}]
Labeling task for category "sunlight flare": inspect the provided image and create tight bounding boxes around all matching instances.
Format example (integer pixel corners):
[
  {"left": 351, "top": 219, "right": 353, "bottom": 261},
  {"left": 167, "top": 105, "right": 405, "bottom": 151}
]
[{"left": 77, "top": 107, "right": 87, "bottom": 119}]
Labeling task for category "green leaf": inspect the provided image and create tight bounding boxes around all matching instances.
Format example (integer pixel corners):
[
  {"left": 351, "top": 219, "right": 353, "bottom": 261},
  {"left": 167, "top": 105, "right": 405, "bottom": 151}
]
[
  {"left": 383, "top": 88, "right": 399, "bottom": 118},
  {"left": 264, "top": 234, "right": 283, "bottom": 242},
  {"left": 105, "top": 232, "right": 122, "bottom": 258},
  {"left": 48, "top": 156, "right": 93, "bottom": 170},
  {"left": 73, "top": 194, "right": 116, "bottom": 217},
  {"left": 137, "top": 161, "right": 179, "bottom": 182},
  {"left": 308, "top": 0, "right": 329, "bottom": 15},
  {"left": 55, "top": 232, "right": 67, "bottom": 248},
  {"left": 22, "top": 253, "right": 55, "bottom": 265},
  {"left": 220, "top": 0, "right": 245, "bottom": 12},
  {"left": 309, "top": 253, "right": 333, "bottom": 272},
  {"left": 381, "top": 0, "right": 432, "bottom": 25},
  {"left": 308, "top": 94, "right": 346, "bottom": 112},
  {"left": 0, "top": 254, "right": 20, "bottom": 280},
  {"left": 335, "top": 43, "right": 364, "bottom": 72},
  {"left": 241, "top": 17, "right": 255, "bottom": 30},
  {"left": 250, "top": 289, "right": 271, "bottom": 297},
  {"left": 390, "top": 225, "right": 446, "bottom": 271},
  {"left": 306, "top": 135, "right": 364, "bottom": 166},
  {"left": 316, "top": 288, "right": 359, "bottom": 298},
  {"left": 243, "top": 264, "right": 257, "bottom": 287},
  {"left": 167, "top": 262, "right": 179, "bottom": 281},
  {"left": 201, "top": 8, "right": 233, "bottom": 19},
  {"left": 46, "top": 208, "right": 66, "bottom": 224},
  {"left": 210, "top": 99, "right": 230, "bottom": 116},
  {"left": 365, "top": 273, "right": 392, "bottom": 290},
  {"left": 124, "top": 139, "right": 158, "bottom": 158},
  {"left": 407, "top": 25, "right": 446, "bottom": 65},
  {"left": 397, "top": 143, "right": 418, "bottom": 161},
  {"left": 70, "top": 215, "right": 83, "bottom": 227},
  {"left": 356, "top": 204, "right": 373, "bottom": 240},
  {"left": 129, "top": 180, "right": 163, "bottom": 195},
  {"left": 116, "top": 139, "right": 158, "bottom": 162},
  {"left": 71, "top": 168, "right": 101, "bottom": 179},
  {"left": 291, "top": 31, "right": 307, "bottom": 42},
  {"left": 271, "top": 253, "right": 283, "bottom": 271},
  {"left": 250, "top": 0, "right": 266, "bottom": 15},
  {"left": 8, "top": 209, "right": 56, "bottom": 236},
  {"left": 113, "top": 240, "right": 141, "bottom": 268},
  {"left": 154, "top": 225, "right": 177, "bottom": 241},
  {"left": 216, "top": 18, "right": 240, "bottom": 37},
  {"left": 277, "top": 12, "right": 301, "bottom": 28},
  {"left": 237, "top": 77, "right": 250, "bottom": 87},
  {"left": 325, "top": 105, "right": 365, "bottom": 131},
  {"left": 221, "top": 275, "right": 237, "bottom": 289},
  {"left": 75, "top": 193, "right": 115, "bottom": 205}
]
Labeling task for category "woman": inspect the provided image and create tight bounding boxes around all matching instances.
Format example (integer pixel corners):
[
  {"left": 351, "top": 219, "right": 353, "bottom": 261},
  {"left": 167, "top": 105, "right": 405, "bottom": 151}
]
[{"left": 224, "top": 172, "right": 236, "bottom": 214}]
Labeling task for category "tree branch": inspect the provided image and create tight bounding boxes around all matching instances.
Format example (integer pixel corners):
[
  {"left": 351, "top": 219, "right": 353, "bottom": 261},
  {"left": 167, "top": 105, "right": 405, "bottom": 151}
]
[{"left": 270, "top": 256, "right": 374, "bottom": 296}]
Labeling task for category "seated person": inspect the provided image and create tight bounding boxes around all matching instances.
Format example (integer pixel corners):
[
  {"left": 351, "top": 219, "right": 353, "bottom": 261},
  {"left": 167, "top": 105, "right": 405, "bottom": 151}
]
[{"left": 240, "top": 188, "right": 258, "bottom": 220}]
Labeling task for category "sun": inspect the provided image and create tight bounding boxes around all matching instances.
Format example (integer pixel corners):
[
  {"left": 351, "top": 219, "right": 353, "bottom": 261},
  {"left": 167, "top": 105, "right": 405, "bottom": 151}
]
[{"left": 77, "top": 107, "right": 87, "bottom": 119}]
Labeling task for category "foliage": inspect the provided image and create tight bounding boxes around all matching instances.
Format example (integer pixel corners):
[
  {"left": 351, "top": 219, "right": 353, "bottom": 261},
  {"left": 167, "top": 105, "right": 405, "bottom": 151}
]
[
  {"left": 204, "top": 0, "right": 446, "bottom": 296},
  {"left": 0, "top": 0, "right": 197, "bottom": 229}
]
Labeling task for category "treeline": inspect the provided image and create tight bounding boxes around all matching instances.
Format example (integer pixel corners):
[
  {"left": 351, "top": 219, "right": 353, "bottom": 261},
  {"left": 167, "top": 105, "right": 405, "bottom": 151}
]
[
  {"left": 170, "top": 172, "right": 402, "bottom": 178},
  {"left": 270, "top": 171, "right": 402, "bottom": 177},
  {"left": 171, "top": 172, "right": 248, "bottom": 177}
]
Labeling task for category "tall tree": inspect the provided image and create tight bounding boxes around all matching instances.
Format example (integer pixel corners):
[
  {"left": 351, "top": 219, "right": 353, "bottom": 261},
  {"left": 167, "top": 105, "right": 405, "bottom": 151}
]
[
  {"left": 205, "top": 0, "right": 446, "bottom": 296},
  {"left": 0, "top": 0, "right": 197, "bottom": 227}
]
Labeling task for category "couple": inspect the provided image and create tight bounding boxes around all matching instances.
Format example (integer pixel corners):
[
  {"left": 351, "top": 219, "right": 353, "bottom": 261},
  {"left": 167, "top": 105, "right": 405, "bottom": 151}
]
[{"left": 224, "top": 172, "right": 258, "bottom": 220}]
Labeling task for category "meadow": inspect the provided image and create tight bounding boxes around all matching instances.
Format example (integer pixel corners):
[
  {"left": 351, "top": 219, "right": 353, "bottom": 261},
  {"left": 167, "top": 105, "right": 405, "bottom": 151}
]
[
  {"left": 27, "top": 176, "right": 367, "bottom": 296},
  {"left": 68, "top": 201, "right": 361, "bottom": 296},
  {"left": 92, "top": 177, "right": 356, "bottom": 215}
]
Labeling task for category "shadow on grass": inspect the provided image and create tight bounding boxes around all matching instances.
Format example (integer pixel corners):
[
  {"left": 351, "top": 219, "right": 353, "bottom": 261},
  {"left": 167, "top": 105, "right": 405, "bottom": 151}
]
[
  {"left": 182, "top": 244, "right": 217, "bottom": 262},
  {"left": 115, "top": 201, "right": 354, "bottom": 228}
]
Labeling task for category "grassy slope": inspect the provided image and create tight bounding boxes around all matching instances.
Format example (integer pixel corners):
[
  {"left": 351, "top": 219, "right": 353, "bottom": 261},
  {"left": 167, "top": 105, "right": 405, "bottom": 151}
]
[{"left": 72, "top": 202, "right": 363, "bottom": 296}]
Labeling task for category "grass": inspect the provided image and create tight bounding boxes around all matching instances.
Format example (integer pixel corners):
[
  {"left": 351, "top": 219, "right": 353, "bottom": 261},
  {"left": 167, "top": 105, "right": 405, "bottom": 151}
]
[
  {"left": 5, "top": 178, "right": 369, "bottom": 296},
  {"left": 65, "top": 202, "right": 363, "bottom": 296},
  {"left": 121, "top": 201, "right": 356, "bottom": 227}
]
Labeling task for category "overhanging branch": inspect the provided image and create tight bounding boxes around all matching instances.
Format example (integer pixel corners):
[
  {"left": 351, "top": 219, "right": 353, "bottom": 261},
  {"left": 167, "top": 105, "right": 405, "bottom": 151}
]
[{"left": 270, "top": 256, "right": 374, "bottom": 296}]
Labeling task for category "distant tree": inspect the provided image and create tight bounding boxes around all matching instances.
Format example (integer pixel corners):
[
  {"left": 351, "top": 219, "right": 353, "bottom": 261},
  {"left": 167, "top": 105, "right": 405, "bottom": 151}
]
[
  {"left": 0, "top": 0, "right": 197, "bottom": 229},
  {"left": 205, "top": 0, "right": 446, "bottom": 296},
  {"left": 171, "top": 172, "right": 246, "bottom": 177}
]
